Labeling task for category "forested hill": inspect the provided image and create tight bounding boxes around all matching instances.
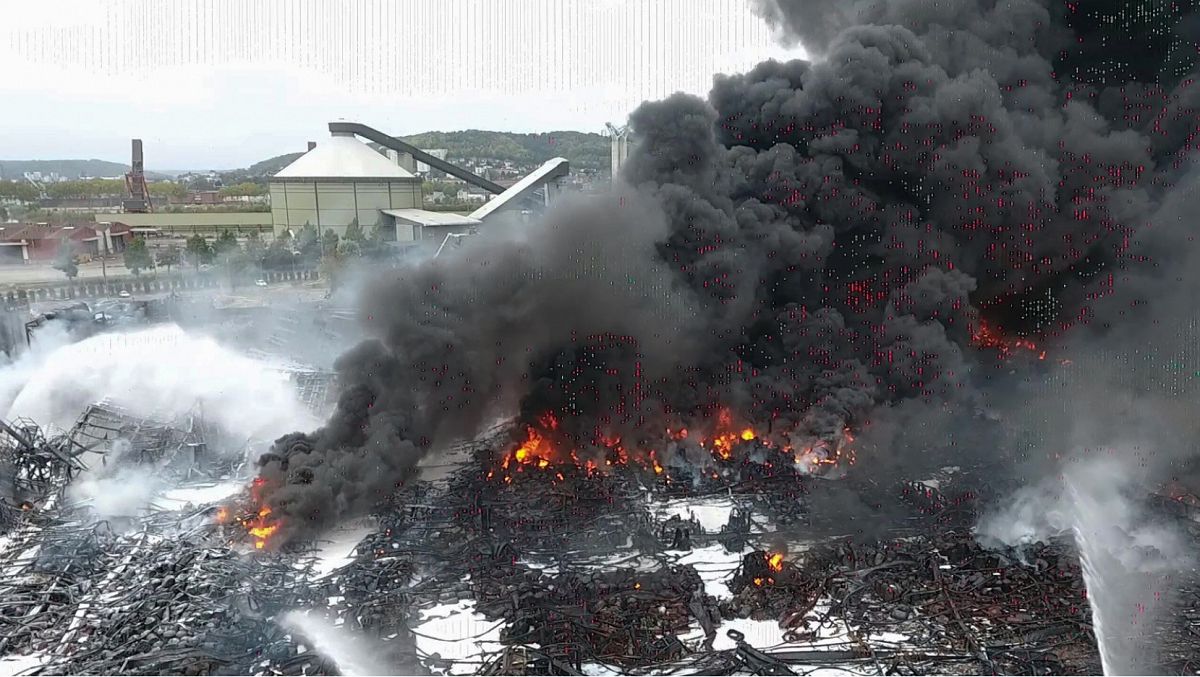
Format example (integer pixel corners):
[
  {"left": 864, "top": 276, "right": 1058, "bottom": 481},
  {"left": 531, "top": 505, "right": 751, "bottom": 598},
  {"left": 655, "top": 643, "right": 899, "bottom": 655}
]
[
  {"left": 398, "top": 130, "right": 609, "bottom": 170},
  {"left": 0, "top": 159, "right": 147, "bottom": 180}
]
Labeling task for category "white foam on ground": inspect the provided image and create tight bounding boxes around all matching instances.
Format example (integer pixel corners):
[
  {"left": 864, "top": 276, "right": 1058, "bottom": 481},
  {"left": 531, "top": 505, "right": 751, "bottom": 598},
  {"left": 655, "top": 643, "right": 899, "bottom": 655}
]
[
  {"left": 673, "top": 543, "right": 751, "bottom": 599},
  {"left": 412, "top": 600, "right": 505, "bottom": 675},
  {"left": 309, "top": 525, "right": 374, "bottom": 579},
  {"left": 0, "top": 653, "right": 44, "bottom": 676},
  {"left": 651, "top": 496, "right": 737, "bottom": 532},
  {"left": 711, "top": 617, "right": 789, "bottom": 651},
  {"left": 155, "top": 482, "right": 243, "bottom": 510}
]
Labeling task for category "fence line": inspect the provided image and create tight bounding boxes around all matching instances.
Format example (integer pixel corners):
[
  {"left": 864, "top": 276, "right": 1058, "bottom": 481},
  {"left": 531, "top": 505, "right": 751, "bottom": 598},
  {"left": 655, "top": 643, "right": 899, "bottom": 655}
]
[{"left": 1, "top": 269, "right": 320, "bottom": 309}]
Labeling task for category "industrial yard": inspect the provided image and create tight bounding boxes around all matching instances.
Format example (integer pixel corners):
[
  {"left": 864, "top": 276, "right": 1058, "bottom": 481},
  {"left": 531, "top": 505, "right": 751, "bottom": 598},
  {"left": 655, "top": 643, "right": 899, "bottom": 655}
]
[{"left": 4, "top": 0, "right": 1200, "bottom": 676}]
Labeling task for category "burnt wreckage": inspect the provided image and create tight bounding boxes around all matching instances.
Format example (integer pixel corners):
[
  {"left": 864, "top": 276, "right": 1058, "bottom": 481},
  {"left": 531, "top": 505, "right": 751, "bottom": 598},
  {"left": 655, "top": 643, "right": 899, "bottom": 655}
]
[
  {"left": 0, "top": 410, "right": 1198, "bottom": 675},
  {"left": 5, "top": 0, "right": 1200, "bottom": 675}
]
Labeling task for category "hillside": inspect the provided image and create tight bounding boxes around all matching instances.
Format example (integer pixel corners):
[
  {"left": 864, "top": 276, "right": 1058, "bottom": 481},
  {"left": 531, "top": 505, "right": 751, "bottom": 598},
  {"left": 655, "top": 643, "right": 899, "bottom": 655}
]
[
  {"left": 398, "top": 130, "right": 610, "bottom": 170},
  {"left": 229, "top": 130, "right": 609, "bottom": 180},
  {"left": 220, "top": 153, "right": 305, "bottom": 183},
  {"left": 6, "top": 129, "right": 612, "bottom": 187},
  {"left": 0, "top": 159, "right": 149, "bottom": 180}
]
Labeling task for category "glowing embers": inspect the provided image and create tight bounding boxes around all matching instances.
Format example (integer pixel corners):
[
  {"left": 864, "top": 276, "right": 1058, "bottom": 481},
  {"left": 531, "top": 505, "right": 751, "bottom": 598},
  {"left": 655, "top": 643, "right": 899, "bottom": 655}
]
[
  {"left": 767, "top": 552, "right": 785, "bottom": 573},
  {"left": 972, "top": 318, "right": 1046, "bottom": 360},
  {"left": 488, "top": 408, "right": 857, "bottom": 484},
  {"left": 214, "top": 477, "right": 281, "bottom": 551}
]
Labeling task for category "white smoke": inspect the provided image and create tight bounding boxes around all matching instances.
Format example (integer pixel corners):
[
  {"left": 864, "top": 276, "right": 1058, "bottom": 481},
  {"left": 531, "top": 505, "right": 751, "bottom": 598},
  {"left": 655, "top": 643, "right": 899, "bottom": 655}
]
[
  {"left": 978, "top": 453, "right": 1190, "bottom": 674},
  {"left": 0, "top": 320, "right": 74, "bottom": 419},
  {"left": 278, "top": 610, "right": 389, "bottom": 676},
  {"left": 65, "top": 438, "right": 165, "bottom": 519},
  {"left": 4, "top": 324, "right": 321, "bottom": 444}
]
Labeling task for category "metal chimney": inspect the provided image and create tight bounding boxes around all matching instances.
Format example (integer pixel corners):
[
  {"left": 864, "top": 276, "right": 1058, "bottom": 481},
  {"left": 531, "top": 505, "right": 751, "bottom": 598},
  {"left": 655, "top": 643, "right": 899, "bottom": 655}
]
[{"left": 131, "top": 139, "right": 144, "bottom": 173}]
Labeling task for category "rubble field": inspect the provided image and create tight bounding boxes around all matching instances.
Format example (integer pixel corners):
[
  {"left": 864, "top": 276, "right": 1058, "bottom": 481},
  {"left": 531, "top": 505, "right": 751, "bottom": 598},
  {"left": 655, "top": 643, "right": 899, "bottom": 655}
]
[{"left": 1, "top": 413, "right": 1199, "bottom": 676}]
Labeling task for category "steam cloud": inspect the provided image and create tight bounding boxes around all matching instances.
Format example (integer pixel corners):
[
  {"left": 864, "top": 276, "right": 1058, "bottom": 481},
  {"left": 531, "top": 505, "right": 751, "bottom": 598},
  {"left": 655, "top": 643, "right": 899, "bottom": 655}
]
[
  {"left": 257, "top": 0, "right": 1200, "bottom": 550},
  {"left": 6, "top": 324, "right": 320, "bottom": 443}
]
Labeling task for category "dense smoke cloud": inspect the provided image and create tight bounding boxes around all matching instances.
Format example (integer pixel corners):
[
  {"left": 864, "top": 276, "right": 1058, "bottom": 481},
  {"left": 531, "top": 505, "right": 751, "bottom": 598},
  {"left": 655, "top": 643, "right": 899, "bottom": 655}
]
[
  {"left": 258, "top": 194, "right": 701, "bottom": 536},
  {"left": 258, "top": 0, "right": 1199, "bottom": 542}
]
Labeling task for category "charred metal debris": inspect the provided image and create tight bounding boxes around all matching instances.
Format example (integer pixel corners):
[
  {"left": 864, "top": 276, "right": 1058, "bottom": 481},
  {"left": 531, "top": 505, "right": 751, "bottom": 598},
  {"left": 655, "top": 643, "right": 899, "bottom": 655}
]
[{"left": 0, "top": 420, "right": 1199, "bottom": 675}]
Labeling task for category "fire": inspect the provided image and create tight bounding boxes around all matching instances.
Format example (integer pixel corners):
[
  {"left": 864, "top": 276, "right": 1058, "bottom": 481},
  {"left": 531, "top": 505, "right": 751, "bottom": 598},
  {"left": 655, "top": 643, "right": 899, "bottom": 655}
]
[
  {"left": 215, "top": 477, "right": 281, "bottom": 551},
  {"left": 972, "top": 319, "right": 1045, "bottom": 359},
  {"left": 488, "top": 407, "right": 857, "bottom": 482},
  {"left": 701, "top": 409, "right": 763, "bottom": 460},
  {"left": 767, "top": 552, "right": 784, "bottom": 572}
]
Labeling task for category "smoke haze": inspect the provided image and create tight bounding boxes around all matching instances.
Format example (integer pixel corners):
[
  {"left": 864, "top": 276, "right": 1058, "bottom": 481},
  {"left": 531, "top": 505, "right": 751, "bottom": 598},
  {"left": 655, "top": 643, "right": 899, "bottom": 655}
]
[{"left": 256, "top": 0, "right": 1200, "bottom": 565}]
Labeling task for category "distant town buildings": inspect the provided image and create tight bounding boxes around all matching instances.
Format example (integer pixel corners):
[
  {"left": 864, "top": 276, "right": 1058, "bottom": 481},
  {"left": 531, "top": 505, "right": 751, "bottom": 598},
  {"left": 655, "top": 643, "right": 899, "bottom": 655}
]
[{"left": 415, "top": 149, "right": 448, "bottom": 178}]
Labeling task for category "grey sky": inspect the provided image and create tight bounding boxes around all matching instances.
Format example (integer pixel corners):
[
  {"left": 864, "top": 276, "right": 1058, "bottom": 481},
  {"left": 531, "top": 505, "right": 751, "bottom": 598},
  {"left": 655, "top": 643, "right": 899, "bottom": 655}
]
[{"left": 0, "top": 0, "right": 804, "bottom": 170}]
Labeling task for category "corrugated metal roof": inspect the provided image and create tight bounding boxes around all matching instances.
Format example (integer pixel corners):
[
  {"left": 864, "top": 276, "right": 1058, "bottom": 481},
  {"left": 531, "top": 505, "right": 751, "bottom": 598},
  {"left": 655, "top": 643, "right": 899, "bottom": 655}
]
[
  {"left": 275, "top": 134, "right": 417, "bottom": 180},
  {"left": 469, "top": 158, "right": 569, "bottom": 221},
  {"left": 382, "top": 209, "right": 482, "bottom": 227}
]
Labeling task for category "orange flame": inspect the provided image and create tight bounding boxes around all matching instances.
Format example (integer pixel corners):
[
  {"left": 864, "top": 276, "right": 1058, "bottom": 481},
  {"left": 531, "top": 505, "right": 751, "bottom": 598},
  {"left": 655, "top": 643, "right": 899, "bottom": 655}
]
[
  {"left": 215, "top": 477, "right": 281, "bottom": 551},
  {"left": 767, "top": 552, "right": 784, "bottom": 572},
  {"left": 488, "top": 408, "right": 857, "bottom": 481},
  {"left": 972, "top": 319, "right": 1044, "bottom": 359}
]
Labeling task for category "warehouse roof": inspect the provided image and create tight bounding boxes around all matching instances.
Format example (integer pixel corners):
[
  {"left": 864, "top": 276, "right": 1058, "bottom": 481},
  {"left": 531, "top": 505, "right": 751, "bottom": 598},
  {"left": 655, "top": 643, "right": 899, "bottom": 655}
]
[
  {"left": 469, "top": 157, "right": 569, "bottom": 221},
  {"left": 275, "top": 134, "right": 417, "bottom": 180},
  {"left": 382, "top": 209, "right": 482, "bottom": 227}
]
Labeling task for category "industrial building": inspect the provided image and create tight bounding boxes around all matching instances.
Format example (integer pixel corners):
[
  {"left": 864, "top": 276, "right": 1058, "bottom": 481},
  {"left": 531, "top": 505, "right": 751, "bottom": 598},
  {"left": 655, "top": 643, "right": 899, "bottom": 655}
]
[
  {"left": 269, "top": 133, "right": 423, "bottom": 235},
  {"left": 92, "top": 121, "right": 571, "bottom": 253},
  {"left": 94, "top": 213, "right": 274, "bottom": 240},
  {"left": 0, "top": 223, "right": 131, "bottom": 264}
]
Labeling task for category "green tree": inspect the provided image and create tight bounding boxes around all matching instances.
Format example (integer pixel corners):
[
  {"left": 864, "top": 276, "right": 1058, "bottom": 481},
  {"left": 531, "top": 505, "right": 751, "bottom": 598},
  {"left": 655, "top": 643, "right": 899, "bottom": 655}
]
[
  {"left": 358, "top": 225, "right": 388, "bottom": 260},
  {"left": 243, "top": 230, "right": 265, "bottom": 266},
  {"left": 53, "top": 239, "right": 78, "bottom": 279},
  {"left": 46, "top": 179, "right": 125, "bottom": 199},
  {"left": 0, "top": 181, "right": 39, "bottom": 202},
  {"left": 296, "top": 224, "right": 320, "bottom": 263},
  {"left": 262, "top": 238, "right": 292, "bottom": 271},
  {"left": 322, "top": 229, "right": 340, "bottom": 258},
  {"left": 213, "top": 229, "right": 239, "bottom": 256},
  {"left": 336, "top": 239, "right": 362, "bottom": 259},
  {"left": 147, "top": 181, "right": 187, "bottom": 201},
  {"left": 123, "top": 237, "right": 154, "bottom": 276},
  {"left": 185, "top": 234, "right": 214, "bottom": 270},
  {"left": 155, "top": 243, "right": 181, "bottom": 273},
  {"left": 218, "top": 182, "right": 266, "bottom": 198},
  {"left": 344, "top": 219, "right": 364, "bottom": 243}
]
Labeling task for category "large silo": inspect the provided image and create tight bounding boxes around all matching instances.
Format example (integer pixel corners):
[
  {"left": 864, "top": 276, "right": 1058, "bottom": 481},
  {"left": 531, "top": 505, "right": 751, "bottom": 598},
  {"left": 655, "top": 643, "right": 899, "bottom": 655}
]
[{"left": 269, "top": 132, "right": 422, "bottom": 238}]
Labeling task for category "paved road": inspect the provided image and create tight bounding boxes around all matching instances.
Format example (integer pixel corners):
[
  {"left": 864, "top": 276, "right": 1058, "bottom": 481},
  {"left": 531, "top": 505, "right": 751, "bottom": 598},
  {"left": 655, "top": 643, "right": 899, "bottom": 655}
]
[{"left": 0, "top": 260, "right": 144, "bottom": 286}]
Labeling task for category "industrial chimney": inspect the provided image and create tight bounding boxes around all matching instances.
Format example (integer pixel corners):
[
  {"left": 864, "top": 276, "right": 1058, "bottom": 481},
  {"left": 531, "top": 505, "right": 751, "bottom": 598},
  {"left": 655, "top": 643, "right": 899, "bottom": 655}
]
[{"left": 122, "top": 139, "right": 152, "bottom": 213}]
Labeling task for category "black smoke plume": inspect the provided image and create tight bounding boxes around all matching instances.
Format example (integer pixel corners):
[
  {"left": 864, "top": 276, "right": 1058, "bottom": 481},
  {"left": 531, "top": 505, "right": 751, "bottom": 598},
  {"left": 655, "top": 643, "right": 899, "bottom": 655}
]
[{"left": 257, "top": 0, "right": 1199, "bottom": 543}]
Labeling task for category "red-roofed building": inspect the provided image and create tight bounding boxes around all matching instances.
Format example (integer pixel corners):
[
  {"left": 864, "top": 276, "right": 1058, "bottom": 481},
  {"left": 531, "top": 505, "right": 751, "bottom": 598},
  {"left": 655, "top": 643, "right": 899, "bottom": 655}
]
[{"left": 0, "top": 223, "right": 132, "bottom": 264}]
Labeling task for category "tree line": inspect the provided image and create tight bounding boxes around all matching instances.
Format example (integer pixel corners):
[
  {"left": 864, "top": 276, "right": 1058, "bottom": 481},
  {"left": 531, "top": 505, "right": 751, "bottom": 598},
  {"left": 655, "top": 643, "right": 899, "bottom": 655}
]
[
  {"left": 0, "top": 179, "right": 264, "bottom": 203},
  {"left": 51, "top": 222, "right": 392, "bottom": 287}
]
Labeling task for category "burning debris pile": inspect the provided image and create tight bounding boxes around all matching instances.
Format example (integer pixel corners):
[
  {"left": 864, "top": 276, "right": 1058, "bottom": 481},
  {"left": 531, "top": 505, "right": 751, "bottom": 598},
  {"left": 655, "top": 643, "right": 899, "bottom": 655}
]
[
  {"left": 3, "top": 0, "right": 1200, "bottom": 674},
  {"left": 0, "top": 406, "right": 1197, "bottom": 675}
]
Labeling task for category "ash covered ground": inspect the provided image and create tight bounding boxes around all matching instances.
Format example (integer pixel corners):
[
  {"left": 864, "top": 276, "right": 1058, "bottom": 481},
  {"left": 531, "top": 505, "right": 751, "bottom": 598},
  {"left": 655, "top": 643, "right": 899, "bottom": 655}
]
[{"left": 6, "top": 0, "right": 1200, "bottom": 674}]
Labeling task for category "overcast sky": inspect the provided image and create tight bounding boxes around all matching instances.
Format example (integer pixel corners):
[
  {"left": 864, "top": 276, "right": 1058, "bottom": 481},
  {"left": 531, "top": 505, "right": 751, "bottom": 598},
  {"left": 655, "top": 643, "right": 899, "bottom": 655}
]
[{"left": 0, "top": 0, "right": 804, "bottom": 170}]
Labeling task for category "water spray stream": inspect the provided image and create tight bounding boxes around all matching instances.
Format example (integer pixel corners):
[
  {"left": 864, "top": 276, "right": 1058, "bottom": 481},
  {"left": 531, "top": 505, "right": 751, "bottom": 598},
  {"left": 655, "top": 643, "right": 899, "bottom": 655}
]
[
  {"left": 1067, "top": 479, "right": 1115, "bottom": 676},
  {"left": 278, "top": 611, "right": 387, "bottom": 676}
]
